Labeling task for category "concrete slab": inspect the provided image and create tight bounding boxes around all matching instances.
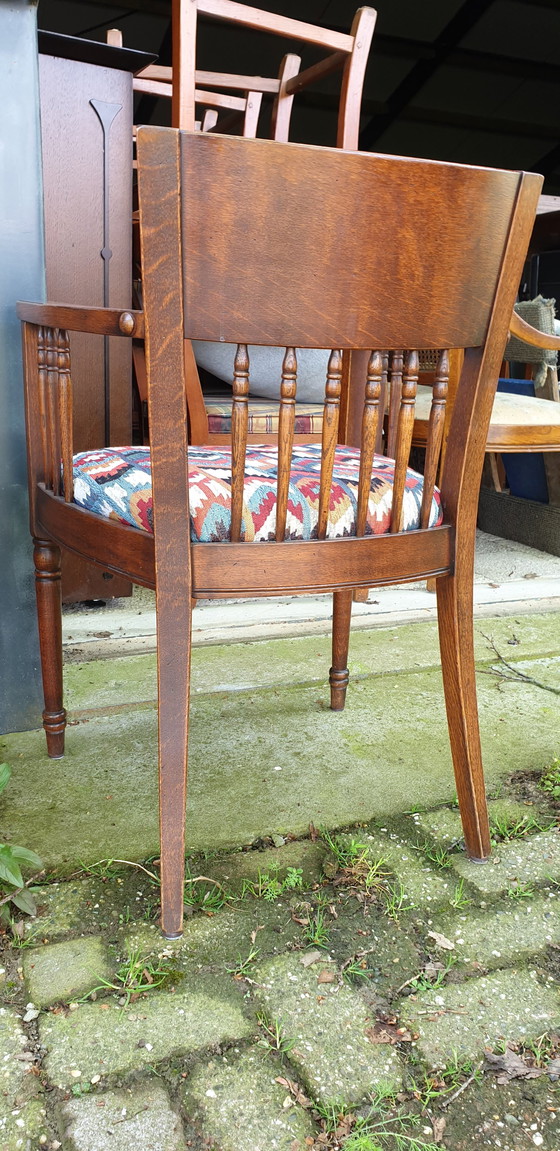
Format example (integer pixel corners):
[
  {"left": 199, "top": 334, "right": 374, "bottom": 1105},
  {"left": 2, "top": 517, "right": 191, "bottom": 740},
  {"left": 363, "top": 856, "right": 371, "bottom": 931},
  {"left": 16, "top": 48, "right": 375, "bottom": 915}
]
[
  {"left": 23, "top": 936, "right": 113, "bottom": 1007},
  {"left": 2, "top": 613, "right": 559, "bottom": 869},
  {"left": 183, "top": 1048, "right": 317, "bottom": 1150},
  {"left": 40, "top": 976, "right": 252, "bottom": 1088}
]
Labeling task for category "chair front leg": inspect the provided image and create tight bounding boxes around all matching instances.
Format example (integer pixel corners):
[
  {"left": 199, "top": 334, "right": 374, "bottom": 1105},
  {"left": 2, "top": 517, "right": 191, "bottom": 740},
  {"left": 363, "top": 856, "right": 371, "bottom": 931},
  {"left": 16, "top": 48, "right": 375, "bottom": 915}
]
[{"left": 33, "top": 538, "right": 66, "bottom": 759}]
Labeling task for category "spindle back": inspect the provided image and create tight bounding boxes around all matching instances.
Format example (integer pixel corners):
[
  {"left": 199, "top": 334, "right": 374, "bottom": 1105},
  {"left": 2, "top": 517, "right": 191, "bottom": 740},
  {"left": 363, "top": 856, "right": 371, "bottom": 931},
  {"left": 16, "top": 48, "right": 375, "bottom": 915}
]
[{"left": 137, "top": 127, "right": 540, "bottom": 557}]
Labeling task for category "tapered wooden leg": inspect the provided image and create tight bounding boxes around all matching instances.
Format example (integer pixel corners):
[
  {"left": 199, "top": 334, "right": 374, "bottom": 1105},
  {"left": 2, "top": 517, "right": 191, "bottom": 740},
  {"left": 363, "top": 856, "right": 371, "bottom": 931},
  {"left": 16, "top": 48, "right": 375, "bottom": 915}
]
[
  {"left": 157, "top": 586, "right": 192, "bottom": 939},
  {"left": 330, "top": 588, "right": 353, "bottom": 711},
  {"left": 33, "top": 539, "right": 66, "bottom": 758},
  {"left": 436, "top": 567, "right": 491, "bottom": 861}
]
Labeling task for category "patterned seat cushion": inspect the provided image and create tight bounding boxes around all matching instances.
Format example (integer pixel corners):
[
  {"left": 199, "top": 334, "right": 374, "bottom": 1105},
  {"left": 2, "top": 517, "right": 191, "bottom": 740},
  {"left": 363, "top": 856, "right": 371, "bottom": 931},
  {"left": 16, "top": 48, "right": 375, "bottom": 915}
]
[
  {"left": 205, "top": 393, "right": 324, "bottom": 435},
  {"left": 72, "top": 443, "right": 443, "bottom": 542}
]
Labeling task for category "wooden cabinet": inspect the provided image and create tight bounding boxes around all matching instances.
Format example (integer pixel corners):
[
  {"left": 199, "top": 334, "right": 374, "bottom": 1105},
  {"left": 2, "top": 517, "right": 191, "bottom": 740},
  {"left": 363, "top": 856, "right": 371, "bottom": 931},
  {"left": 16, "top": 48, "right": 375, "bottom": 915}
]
[{"left": 38, "top": 32, "right": 154, "bottom": 601}]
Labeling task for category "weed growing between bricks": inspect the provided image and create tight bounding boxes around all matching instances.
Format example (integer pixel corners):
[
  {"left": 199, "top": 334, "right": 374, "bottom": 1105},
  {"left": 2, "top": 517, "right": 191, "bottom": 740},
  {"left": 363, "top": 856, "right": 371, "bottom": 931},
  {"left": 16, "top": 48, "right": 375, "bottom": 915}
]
[{"left": 1, "top": 765, "right": 560, "bottom": 1149}]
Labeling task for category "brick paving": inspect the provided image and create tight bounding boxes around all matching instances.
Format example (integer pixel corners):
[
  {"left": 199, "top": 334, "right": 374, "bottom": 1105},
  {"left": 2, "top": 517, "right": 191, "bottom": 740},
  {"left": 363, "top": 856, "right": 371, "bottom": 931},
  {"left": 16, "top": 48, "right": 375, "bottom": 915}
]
[{"left": 2, "top": 809, "right": 560, "bottom": 1149}]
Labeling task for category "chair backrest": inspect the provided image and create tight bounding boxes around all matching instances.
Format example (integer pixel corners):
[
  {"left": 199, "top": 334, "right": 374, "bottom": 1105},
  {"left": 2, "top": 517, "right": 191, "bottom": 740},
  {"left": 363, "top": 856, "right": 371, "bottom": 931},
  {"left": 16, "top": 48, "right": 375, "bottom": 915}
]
[
  {"left": 135, "top": 127, "right": 541, "bottom": 565},
  {"left": 136, "top": 1, "right": 376, "bottom": 147}
]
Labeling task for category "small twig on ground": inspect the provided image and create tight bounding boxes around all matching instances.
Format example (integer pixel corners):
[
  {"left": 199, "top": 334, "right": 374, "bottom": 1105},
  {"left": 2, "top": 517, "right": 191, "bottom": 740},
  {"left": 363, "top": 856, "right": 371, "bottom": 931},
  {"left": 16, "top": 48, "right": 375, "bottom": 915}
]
[
  {"left": 441, "top": 1061, "right": 483, "bottom": 1109},
  {"left": 480, "top": 634, "right": 560, "bottom": 696},
  {"left": 0, "top": 872, "right": 45, "bottom": 908}
]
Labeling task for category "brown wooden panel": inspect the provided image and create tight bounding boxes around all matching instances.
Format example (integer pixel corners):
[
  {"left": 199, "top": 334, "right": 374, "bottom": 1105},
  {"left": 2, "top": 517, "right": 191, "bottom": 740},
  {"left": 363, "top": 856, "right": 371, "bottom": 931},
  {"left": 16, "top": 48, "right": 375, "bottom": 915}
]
[
  {"left": 39, "top": 53, "right": 134, "bottom": 601},
  {"left": 175, "top": 130, "right": 523, "bottom": 349}
]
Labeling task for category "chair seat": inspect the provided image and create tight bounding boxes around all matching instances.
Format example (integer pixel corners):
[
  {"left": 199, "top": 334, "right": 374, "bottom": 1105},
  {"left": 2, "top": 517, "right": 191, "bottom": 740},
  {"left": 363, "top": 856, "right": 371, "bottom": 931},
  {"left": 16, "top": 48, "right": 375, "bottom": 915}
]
[
  {"left": 72, "top": 443, "right": 443, "bottom": 542},
  {"left": 205, "top": 391, "right": 324, "bottom": 435}
]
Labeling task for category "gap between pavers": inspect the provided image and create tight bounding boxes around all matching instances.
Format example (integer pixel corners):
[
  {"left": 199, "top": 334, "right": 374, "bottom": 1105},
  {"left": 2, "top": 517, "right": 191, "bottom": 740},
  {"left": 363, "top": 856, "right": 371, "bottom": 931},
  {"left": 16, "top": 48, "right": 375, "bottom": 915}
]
[
  {"left": 253, "top": 953, "right": 403, "bottom": 1107},
  {"left": 40, "top": 976, "right": 252, "bottom": 1088},
  {"left": 401, "top": 968, "right": 560, "bottom": 1069},
  {"left": 58, "top": 1082, "right": 184, "bottom": 1151},
  {"left": 0, "top": 1007, "right": 49, "bottom": 1148},
  {"left": 183, "top": 1047, "right": 317, "bottom": 1150}
]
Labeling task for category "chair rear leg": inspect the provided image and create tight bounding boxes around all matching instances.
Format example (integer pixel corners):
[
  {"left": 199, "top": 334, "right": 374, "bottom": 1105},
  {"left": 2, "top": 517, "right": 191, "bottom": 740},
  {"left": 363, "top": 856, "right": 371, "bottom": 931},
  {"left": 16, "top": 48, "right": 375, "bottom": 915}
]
[
  {"left": 33, "top": 538, "right": 66, "bottom": 759},
  {"left": 436, "top": 569, "right": 491, "bottom": 861},
  {"left": 330, "top": 588, "right": 353, "bottom": 710}
]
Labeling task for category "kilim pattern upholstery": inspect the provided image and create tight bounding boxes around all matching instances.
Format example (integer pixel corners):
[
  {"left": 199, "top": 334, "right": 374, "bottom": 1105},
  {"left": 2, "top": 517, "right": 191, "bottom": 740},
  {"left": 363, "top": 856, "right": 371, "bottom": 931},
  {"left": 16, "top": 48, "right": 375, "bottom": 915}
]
[{"left": 71, "top": 443, "right": 443, "bottom": 542}]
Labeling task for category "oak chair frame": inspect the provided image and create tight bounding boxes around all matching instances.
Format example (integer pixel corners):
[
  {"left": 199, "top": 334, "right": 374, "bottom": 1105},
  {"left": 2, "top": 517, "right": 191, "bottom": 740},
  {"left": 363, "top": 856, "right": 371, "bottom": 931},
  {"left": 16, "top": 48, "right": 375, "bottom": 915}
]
[{"left": 19, "top": 128, "right": 542, "bottom": 938}]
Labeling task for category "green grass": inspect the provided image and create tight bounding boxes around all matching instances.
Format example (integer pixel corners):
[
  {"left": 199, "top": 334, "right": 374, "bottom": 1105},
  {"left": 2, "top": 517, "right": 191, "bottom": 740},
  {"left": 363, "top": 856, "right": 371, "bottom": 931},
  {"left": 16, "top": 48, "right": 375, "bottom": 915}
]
[
  {"left": 256, "top": 1012, "right": 295, "bottom": 1059},
  {"left": 420, "top": 842, "right": 452, "bottom": 870},
  {"left": 449, "top": 878, "right": 472, "bottom": 909},
  {"left": 302, "top": 907, "right": 330, "bottom": 949},
  {"left": 489, "top": 813, "right": 554, "bottom": 844},
  {"left": 382, "top": 880, "right": 414, "bottom": 920},
  {"left": 183, "top": 863, "right": 230, "bottom": 912},
  {"left": 226, "top": 946, "right": 260, "bottom": 976},
  {"left": 506, "top": 881, "right": 534, "bottom": 900},
  {"left": 82, "top": 949, "right": 172, "bottom": 1007}
]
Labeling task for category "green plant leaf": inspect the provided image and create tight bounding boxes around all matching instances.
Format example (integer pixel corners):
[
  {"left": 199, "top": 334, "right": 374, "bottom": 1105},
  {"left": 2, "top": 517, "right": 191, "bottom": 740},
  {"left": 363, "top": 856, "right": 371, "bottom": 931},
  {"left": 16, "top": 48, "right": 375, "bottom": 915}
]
[
  {"left": 0, "top": 848, "right": 24, "bottom": 888},
  {"left": 11, "top": 889, "right": 37, "bottom": 915},
  {"left": 9, "top": 846, "right": 43, "bottom": 869},
  {"left": 0, "top": 763, "right": 10, "bottom": 795}
]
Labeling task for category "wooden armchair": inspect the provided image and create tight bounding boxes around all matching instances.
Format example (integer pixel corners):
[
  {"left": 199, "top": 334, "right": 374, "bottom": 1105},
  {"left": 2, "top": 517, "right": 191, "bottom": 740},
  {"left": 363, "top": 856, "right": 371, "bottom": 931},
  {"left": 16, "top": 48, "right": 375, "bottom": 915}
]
[{"left": 19, "top": 128, "right": 542, "bottom": 937}]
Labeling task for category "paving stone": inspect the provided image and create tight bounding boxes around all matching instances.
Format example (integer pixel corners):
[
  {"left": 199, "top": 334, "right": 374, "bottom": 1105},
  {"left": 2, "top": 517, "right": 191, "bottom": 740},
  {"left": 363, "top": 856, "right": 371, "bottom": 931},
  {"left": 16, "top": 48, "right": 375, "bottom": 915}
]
[
  {"left": 59, "top": 1082, "right": 184, "bottom": 1151},
  {"left": 451, "top": 830, "right": 560, "bottom": 895},
  {"left": 40, "top": 977, "right": 252, "bottom": 1087},
  {"left": 401, "top": 968, "right": 560, "bottom": 1069},
  {"left": 340, "top": 830, "right": 453, "bottom": 908},
  {"left": 0, "top": 1007, "right": 29, "bottom": 1097},
  {"left": 253, "top": 953, "right": 402, "bottom": 1107},
  {"left": 23, "top": 936, "right": 113, "bottom": 1007},
  {"left": 184, "top": 1047, "right": 317, "bottom": 1150},
  {"left": 431, "top": 893, "right": 560, "bottom": 968}
]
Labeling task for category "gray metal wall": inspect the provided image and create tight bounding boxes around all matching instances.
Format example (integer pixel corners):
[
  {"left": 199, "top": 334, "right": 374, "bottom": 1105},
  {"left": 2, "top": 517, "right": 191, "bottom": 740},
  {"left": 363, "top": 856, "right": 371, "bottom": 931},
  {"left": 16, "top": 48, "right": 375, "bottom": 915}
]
[{"left": 0, "top": 1, "right": 45, "bottom": 732}]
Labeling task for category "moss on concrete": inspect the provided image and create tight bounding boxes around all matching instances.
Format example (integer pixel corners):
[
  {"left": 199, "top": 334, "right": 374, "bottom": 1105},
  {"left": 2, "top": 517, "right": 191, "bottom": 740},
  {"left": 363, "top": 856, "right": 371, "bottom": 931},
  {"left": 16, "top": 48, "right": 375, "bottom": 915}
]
[
  {"left": 23, "top": 936, "right": 113, "bottom": 1007},
  {"left": 2, "top": 611, "right": 559, "bottom": 871},
  {"left": 124, "top": 903, "right": 301, "bottom": 972},
  {"left": 452, "top": 829, "right": 560, "bottom": 895},
  {"left": 40, "top": 975, "right": 252, "bottom": 1088},
  {"left": 63, "top": 612, "right": 560, "bottom": 714},
  {"left": 430, "top": 895, "right": 560, "bottom": 969},
  {"left": 0, "top": 1098, "right": 48, "bottom": 1151}
]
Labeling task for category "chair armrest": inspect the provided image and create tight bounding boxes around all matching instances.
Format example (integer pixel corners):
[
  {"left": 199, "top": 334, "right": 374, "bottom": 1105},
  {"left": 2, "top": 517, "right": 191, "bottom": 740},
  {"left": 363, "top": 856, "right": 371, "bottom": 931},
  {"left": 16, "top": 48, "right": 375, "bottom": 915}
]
[
  {"left": 508, "top": 310, "right": 560, "bottom": 351},
  {"left": 17, "top": 302, "right": 144, "bottom": 339}
]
